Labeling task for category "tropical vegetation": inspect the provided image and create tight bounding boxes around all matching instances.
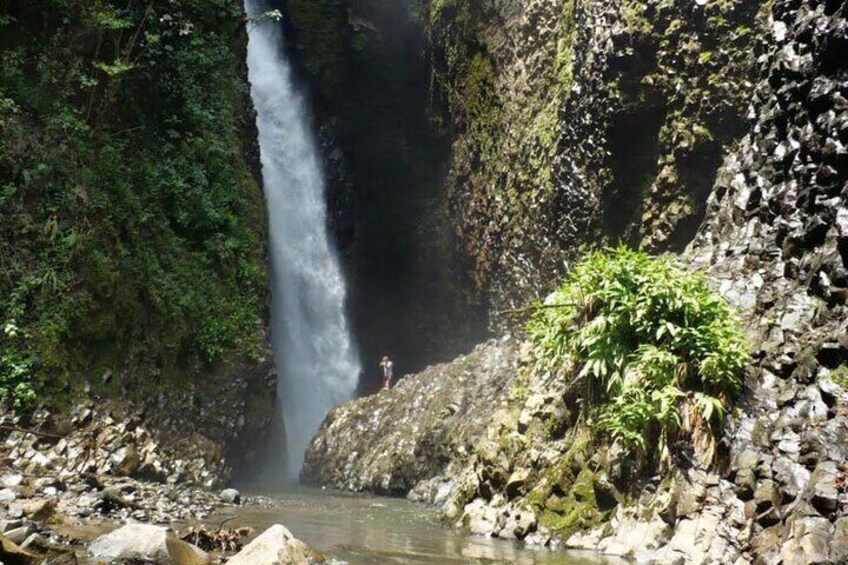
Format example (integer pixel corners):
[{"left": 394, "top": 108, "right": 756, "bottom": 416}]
[{"left": 528, "top": 246, "right": 749, "bottom": 466}]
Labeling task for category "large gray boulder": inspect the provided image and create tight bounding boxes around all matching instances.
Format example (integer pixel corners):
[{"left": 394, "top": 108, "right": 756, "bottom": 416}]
[
  {"left": 226, "top": 524, "right": 309, "bottom": 565},
  {"left": 89, "top": 523, "right": 209, "bottom": 565},
  {"left": 302, "top": 338, "right": 521, "bottom": 494}
]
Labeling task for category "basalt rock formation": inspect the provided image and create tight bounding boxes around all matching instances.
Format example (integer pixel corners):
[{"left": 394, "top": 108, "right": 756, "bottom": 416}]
[
  {"left": 304, "top": 0, "right": 848, "bottom": 563},
  {"left": 429, "top": 0, "right": 762, "bottom": 313}
]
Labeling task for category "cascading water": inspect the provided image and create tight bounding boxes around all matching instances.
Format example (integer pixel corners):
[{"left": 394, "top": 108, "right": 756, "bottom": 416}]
[{"left": 244, "top": 1, "right": 360, "bottom": 477}]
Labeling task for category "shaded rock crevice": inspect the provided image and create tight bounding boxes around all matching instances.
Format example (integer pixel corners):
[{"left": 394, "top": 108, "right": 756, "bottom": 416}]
[{"left": 280, "top": 0, "right": 488, "bottom": 387}]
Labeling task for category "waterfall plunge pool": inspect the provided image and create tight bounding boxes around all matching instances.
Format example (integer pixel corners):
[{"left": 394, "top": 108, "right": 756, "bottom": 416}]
[
  {"left": 56, "top": 486, "right": 623, "bottom": 564},
  {"left": 208, "top": 486, "right": 623, "bottom": 564}
]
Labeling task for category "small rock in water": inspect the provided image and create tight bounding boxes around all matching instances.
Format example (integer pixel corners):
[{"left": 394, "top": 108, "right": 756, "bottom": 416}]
[{"left": 220, "top": 488, "right": 241, "bottom": 505}]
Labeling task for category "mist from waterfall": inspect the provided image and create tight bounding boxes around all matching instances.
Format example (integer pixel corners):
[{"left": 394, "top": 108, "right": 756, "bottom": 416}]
[{"left": 244, "top": 0, "right": 360, "bottom": 478}]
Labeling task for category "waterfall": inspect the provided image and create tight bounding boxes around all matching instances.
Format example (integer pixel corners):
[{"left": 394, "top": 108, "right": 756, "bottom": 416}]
[{"left": 244, "top": 1, "right": 360, "bottom": 477}]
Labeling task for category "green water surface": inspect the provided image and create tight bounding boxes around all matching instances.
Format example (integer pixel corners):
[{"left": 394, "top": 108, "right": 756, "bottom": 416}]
[{"left": 212, "top": 487, "right": 622, "bottom": 564}]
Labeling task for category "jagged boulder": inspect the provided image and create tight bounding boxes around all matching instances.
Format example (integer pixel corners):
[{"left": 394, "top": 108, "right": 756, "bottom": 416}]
[
  {"left": 225, "top": 525, "right": 309, "bottom": 565},
  {"left": 303, "top": 338, "right": 521, "bottom": 493}
]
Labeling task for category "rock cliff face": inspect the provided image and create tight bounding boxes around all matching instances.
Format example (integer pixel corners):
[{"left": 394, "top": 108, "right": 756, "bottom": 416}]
[
  {"left": 685, "top": 0, "right": 848, "bottom": 560},
  {"left": 280, "top": 0, "right": 488, "bottom": 383},
  {"left": 303, "top": 338, "right": 520, "bottom": 494},
  {"left": 430, "top": 0, "right": 762, "bottom": 313},
  {"left": 304, "top": 0, "right": 848, "bottom": 562}
]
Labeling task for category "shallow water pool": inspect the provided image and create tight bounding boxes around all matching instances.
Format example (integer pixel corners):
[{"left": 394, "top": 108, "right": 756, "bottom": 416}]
[{"left": 210, "top": 486, "right": 622, "bottom": 565}]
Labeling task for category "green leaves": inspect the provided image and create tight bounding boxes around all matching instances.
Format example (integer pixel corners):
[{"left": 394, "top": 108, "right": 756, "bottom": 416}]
[
  {"left": 247, "top": 9, "right": 283, "bottom": 27},
  {"left": 94, "top": 60, "right": 136, "bottom": 77},
  {"left": 528, "top": 246, "right": 749, "bottom": 466},
  {"left": 0, "top": 320, "right": 36, "bottom": 408},
  {"left": 0, "top": 0, "right": 268, "bottom": 402},
  {"left": 92, "top": 8, "right": 133, "bottom": 31}
]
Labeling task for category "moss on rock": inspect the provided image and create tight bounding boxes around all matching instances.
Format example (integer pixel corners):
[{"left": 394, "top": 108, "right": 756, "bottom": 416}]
[
  {"left": 538, "top": 469, "right": 606, "bottom": 539},
  {"left": 424, "top": 0, "right": 763, "bottom": 312},
  {"left": 426, "top": 0, "right": 577, "bottom": 303},
  {"left": 283, "top": 0, "right": 348, "bottom": 101}
]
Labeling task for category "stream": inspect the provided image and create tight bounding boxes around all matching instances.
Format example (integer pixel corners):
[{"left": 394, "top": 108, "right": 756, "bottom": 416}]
[{"left": 210, "top": 487, "right": 624, "bottom": 565}]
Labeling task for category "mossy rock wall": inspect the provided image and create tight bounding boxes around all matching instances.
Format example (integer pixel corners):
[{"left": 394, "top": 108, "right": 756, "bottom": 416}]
[
  {"left": 425, "top": 0, "right": 764, "bottom": 315},
  {"left": 426, "top": 0, "right": 578, "bottom": 310}
]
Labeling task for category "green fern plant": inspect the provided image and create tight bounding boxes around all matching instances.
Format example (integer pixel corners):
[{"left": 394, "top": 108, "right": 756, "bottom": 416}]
[{"left": 528, "top": 246, "right": 748, "bottom": 467}]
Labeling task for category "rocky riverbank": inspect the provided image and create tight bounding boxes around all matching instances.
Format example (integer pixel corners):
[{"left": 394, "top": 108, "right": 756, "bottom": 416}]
[
  {"left": 304, "top": 332, "right": 848, "bottom": 564},
  {"left": 0, "top": 404, "right": 322, "bottom": 565}
]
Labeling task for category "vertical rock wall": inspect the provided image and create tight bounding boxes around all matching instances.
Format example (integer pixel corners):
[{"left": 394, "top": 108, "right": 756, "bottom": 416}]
[
  {"left": 428, "top": 0, "right": 763, "bottom": 314},
  {"left": 281, "top": 0, "right": 488, "bottom": 385},
  {"left": 685, "top": 0, "right": 848, "bottom": 561}
]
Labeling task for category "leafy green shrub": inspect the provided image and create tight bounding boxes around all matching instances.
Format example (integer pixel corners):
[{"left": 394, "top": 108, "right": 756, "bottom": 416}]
[
  {"left": 1, "top": 321, "right": 36, "bottom": 408},
  {"left": 528, "top": 246, "right": 748, "bottom": 466}
]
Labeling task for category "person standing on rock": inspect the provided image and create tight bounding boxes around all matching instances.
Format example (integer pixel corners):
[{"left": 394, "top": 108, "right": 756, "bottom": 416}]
[{"left": 380, "top": 356, "right": 394, "bottom": 390}]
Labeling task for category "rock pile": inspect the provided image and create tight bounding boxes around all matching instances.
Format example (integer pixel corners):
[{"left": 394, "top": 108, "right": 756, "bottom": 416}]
[
  {"left": 2, "top": 406, "right": 224, "bottom": 490},
  {"left": 0, "top": 407, "right": 254, "bottom": 562}
]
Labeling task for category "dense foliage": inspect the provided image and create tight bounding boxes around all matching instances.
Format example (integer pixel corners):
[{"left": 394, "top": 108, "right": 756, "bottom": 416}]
[
  {"left": 0, "top": 0, "right": 268, "bottom": 407},
  {"left": 528, "top": 246, "right": 749, "bottom": 466}
]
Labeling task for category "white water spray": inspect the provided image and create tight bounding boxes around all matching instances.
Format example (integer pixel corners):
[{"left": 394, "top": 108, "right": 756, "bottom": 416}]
[{"left": 244, "top": 1, "right": 360, "bottom": 477}]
